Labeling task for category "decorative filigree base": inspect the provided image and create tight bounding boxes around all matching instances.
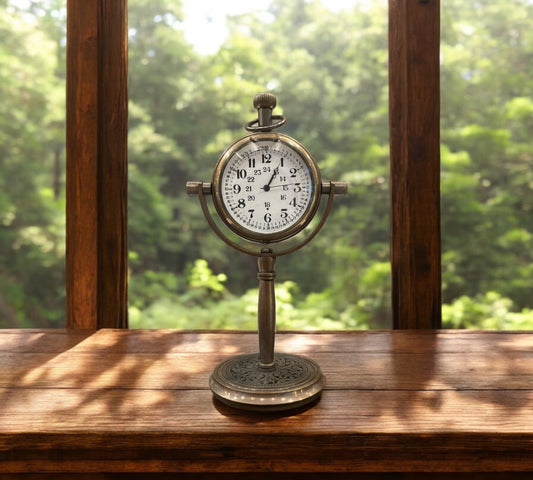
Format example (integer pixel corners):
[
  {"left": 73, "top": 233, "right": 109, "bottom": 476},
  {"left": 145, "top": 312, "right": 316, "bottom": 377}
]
[{"left": 210, "top": 353, "right": 325, "bottom": 411}]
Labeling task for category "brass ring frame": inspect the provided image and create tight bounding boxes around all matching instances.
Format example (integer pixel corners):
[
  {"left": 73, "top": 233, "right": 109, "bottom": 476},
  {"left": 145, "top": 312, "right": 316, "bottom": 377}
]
[
  {"left": 192, "top": 181, "right": 341, "bottom": 259},
  {"left": 211, "top": 132, "right": 323, "bottom": 243}
]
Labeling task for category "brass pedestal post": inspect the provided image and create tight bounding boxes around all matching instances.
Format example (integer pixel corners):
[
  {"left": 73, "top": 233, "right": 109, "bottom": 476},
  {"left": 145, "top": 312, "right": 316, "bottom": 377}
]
[
  {"left": 257, "top": 254, "right": 276, "bottom": 368},
  {"left": 209, "top": 253, "right": 325, "bottom": 411}
]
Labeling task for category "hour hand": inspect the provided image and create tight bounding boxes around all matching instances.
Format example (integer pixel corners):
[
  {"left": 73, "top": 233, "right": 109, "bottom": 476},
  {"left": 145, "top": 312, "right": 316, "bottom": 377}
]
[{"left": 263, "top": 165, "right": 279, "bottom": 192}]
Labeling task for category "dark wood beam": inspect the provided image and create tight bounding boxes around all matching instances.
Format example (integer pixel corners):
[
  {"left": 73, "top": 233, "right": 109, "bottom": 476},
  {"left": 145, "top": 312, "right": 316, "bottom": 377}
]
[
  {"left": 66, "top": 0, "right": 128, "bottom": 328},
  {"left": 389, "top": 0, "right": 441, "bottom": 329}
]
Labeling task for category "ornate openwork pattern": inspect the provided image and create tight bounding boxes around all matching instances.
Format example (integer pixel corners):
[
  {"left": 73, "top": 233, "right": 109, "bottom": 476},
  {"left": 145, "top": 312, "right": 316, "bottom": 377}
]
[{"left": 214, "top": 353, "right": 321, "bottom": 391}]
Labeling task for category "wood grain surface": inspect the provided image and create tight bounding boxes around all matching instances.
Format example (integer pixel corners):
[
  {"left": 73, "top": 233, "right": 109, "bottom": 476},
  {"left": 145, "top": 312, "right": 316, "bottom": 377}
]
[
  {"left": 66, "top": 0, "right": 128, "bottom": 329},
  {"left": 1, "top": 330, "right": 532, "bottom": 476},
  {"left": 389, "top": 0, "right": 442, "bottom": 328}
]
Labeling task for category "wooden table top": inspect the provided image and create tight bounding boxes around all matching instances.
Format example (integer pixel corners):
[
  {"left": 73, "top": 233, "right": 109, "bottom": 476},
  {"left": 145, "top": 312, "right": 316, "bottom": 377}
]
[{"left": 1, "top": 329, "right": 532, "bottom": 476}]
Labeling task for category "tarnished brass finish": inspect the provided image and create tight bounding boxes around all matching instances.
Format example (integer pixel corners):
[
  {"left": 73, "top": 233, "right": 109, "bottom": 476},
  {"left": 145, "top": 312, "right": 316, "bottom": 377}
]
[
  {"left": 210, "top": 352, "right": 325, "bottom": 411},
  {"left": 185, "top": 181, "right": 211, "bottom": 195},
  {"left": 188, "top": 180, "right": 346, "bottom": 258},
  {"left": 322, "top": 181, "right": 348, "bottom": 196},
  {"left": 245, "top": 92, "right": 286, "bottom": 132},
  {"left": 257, "top": 255, "right": 276, "bottom": 367},
  {"left": 186, "top": 93, "right": 346, "bottom": 411},
  {"left": 211, "top": 132, "right": 322, "bottom": 243}
]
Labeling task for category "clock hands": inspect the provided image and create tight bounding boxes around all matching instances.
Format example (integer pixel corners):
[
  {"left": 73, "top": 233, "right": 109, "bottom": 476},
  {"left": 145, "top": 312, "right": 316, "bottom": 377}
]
[
  {"left": 262, "top": 165, "right": 280, "bottom": 192},
  {"left": 266, "top": 183, "right": 300, "bottom": 190}
]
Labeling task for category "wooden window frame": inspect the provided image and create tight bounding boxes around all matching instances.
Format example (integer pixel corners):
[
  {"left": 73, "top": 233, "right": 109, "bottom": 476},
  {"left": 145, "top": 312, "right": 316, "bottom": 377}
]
[
  {"left": 66, "top": 0, "right": 441, "bottom": 330},
  {"left": 389, "top": 0, "right": 441, "bottom": 328},
  {"left": 66, "top": 0, "right": 128, "bottom": 328}
]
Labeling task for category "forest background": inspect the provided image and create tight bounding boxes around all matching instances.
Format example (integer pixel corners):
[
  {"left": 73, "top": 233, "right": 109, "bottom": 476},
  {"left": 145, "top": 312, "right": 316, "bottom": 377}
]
[{"left": 1, "top": 0, "right": 532, "bottom": 329}]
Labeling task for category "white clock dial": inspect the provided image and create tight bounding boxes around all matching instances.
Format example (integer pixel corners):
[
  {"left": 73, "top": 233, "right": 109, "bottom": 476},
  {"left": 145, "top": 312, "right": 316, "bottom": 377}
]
[{"left": 213, "top": 133, "right": 321, "bottom": 242}]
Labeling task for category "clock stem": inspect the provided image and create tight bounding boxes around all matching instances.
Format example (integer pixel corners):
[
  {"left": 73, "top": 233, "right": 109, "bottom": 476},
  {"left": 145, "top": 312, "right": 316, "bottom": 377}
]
[{"left": 257, "top": 254, "right": 276, "bottom": 368}]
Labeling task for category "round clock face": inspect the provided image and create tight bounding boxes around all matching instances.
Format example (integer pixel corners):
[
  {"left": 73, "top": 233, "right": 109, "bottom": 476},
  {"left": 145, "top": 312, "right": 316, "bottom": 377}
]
[{"left": 212, "top": 132, "right": 321, "bottom": 242}]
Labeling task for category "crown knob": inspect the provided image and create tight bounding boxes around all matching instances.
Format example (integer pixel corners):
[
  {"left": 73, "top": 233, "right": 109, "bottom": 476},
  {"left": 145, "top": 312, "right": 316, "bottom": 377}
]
[
  {"left": 254, "top": 93, "right": 276, "bottom": 127},
  {"left": 253, "top": 92, "right": 277, "bottom": 111},
  {"left": 245, "top": 92, "right": 286, "bottom": 132}
]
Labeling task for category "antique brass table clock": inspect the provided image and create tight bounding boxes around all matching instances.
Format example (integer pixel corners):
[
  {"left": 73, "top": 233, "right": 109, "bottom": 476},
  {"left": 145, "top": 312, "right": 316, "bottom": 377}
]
[{"left": 186, "top": 93, "right": 347, "bottom": 411}]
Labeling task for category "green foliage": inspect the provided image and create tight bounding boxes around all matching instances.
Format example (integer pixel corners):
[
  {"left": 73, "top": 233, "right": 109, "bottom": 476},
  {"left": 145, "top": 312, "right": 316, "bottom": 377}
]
[
  {"left": 129, "top": 259, "right": 255, "bottom": 329},
  {"left": 2, "top": 0, "right": 533, "bottom": 329},
  {"left": 128, "top": 258, "right": 368, "bottom": 330},
  {"left": 126, "top": 0, "right": 533, "bottom": 330},
  {"left": 0, "top": 2, "right": 65, "bottom": 327},
  {"left": 443, "top": 292, "right": 533, "bottom": 330}
]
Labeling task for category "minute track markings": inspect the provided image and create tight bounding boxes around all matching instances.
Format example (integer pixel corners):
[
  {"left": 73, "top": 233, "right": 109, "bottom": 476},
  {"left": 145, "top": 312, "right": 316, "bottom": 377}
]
[{"left": 214, "top": 134, "right": 321, "bottom": 241}]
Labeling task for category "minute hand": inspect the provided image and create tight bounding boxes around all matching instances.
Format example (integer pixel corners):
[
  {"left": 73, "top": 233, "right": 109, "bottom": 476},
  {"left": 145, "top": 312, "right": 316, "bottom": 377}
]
[{"left": 269, "top": 183, "right": 302, "bottom": 191}]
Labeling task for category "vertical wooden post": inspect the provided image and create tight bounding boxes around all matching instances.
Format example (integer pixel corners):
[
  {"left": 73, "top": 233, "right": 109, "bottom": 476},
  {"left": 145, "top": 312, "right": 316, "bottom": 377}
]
[
  {"left": 66, "top": 0, "right": 128, "bottom": 329},
  {"left": 389, "top": 0, "right": 441, "bottom": 328}
]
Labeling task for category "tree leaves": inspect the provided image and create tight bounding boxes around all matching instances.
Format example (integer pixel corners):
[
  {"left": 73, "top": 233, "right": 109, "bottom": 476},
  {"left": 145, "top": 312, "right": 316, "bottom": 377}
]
[{"left": 2, "top": 0, "right": 532, "bottom": 329}]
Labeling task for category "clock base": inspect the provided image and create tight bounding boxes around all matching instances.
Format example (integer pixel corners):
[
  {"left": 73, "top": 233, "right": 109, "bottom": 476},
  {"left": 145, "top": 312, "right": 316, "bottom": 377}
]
[{"left": 209, "top": 352, "right": 325, "bottom": 412}]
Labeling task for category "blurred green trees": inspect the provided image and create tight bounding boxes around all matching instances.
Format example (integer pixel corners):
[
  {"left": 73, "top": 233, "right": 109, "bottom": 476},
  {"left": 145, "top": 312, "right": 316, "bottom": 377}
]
[
  {"left": 0, "top": 1, "right": 65, "bottom": 326},
  {"left": 1, "top": 0, "right": 532, "bottom": 329}
]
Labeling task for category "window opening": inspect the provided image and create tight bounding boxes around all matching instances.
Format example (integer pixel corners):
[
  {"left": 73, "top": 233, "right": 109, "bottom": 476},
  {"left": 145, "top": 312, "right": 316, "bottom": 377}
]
[
  {"left": 127, "top": 0, "right": 391, "bottom": 330},
  {"left": 0, "top": 0, "right": 66, "bottom": 328},
  {"left": 440, "top": 0, "right": 533, "bottom": 329}
]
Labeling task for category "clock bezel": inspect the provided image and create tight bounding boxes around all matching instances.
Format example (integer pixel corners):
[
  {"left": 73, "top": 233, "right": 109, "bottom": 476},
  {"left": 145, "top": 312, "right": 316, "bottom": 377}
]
[{"left": 212, "top": 132, "right": 322, "bottom": 243}]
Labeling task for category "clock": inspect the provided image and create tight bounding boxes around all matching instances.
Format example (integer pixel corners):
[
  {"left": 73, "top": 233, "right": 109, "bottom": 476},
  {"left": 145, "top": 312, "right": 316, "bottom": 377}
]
[
  {"left": 212, "top": 132, "right": 321, "bottom": 242},
  {"left": 186, "top": 93, "right": 346, "bottom": 412}
]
